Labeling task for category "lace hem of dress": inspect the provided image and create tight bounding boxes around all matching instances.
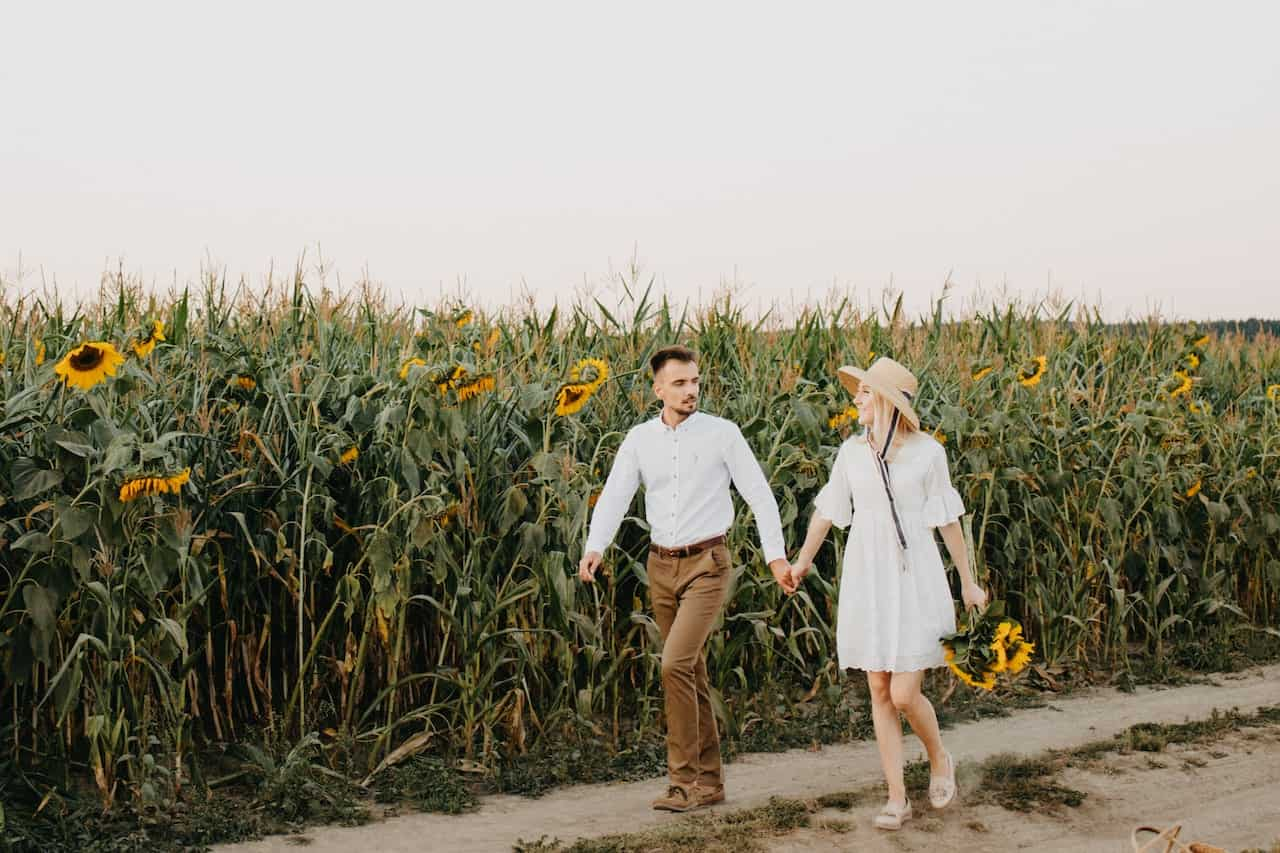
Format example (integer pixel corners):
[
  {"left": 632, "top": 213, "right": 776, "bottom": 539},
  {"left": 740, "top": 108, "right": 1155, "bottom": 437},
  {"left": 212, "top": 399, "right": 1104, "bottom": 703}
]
[{"left": 839, "top": 649, "right": 946, "bottom": 673}]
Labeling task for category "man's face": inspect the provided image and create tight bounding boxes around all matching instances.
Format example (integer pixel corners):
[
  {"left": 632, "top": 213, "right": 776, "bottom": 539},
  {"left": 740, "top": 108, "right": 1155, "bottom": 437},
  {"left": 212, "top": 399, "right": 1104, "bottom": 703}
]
[{"left": 654, "top": 359, "right": 700, "bottom": 415}]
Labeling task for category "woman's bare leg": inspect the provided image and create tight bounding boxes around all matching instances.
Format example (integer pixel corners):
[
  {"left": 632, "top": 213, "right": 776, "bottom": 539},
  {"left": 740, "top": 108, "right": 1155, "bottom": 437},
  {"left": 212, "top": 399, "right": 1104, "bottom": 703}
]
[
  {"left": 889, "top": 670, "right": 946, "bottom": 771},
  {"left": 866, "top": 670, "right": 907, "bottom": 806}
]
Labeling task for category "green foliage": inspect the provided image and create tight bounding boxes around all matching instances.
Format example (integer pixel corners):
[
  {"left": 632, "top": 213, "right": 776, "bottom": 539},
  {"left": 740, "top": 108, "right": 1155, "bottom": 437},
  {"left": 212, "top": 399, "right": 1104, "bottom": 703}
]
[{"left": 0, "top": 270, "right": 1277, "bottom": 840}]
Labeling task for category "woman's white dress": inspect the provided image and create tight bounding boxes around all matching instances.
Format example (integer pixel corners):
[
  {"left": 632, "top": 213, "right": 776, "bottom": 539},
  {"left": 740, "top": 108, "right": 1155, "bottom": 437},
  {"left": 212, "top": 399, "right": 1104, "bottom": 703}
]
[{"left": 814, "top": 431, "right": 966, "bottom": 672}]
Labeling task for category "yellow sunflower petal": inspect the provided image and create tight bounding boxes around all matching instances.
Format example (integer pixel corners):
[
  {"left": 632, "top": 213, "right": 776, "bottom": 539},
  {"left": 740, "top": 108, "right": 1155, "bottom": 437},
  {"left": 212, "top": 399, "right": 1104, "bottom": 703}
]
[{"left": 54, "top": 342, "right": 126, "bottom": 391}]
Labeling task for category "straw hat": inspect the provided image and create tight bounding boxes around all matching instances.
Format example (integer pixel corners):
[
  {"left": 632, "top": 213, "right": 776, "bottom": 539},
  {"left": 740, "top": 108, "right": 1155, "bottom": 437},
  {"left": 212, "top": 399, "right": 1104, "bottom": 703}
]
[{"left": 836, "top": 357, "right": 921, "bottom": 429}]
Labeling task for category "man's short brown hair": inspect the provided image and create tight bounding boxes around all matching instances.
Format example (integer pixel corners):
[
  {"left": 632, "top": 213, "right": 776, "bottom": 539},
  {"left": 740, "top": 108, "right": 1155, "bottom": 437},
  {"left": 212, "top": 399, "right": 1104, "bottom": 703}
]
[{"left": 650, "top": 345, "right": 698, "bottom": 377}]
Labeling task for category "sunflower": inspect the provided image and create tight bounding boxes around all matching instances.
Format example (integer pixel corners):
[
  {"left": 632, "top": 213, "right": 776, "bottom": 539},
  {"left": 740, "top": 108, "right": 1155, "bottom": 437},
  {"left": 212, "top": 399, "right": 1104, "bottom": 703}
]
[
  {"left": 54, "top": 342, "right": 126, "bottom": 391},
  {"left": 1193, "top": 334, "right": 1210, "bottom": 348},
  {"left": 434, "top": 365, "right": 468, "bottom": 395},
  {"left": 456, "top": 374, "right": 495, "bottom": 402},
  {"left": 1185, "top": 479, "right": 1202, "bottom": 499},
  {"left": 554, "top": 382, "right": 593, "bottom": 416},
  {"left": 1183, "top": 352, "right": 1201, "bottom": 371},
  {"left": 119, "top": 468, "right": 190, "bottom": 503},
  {"left": 971, "top": 365, "right": 994, "bottom": 382},
  {"left": 946, "top": 659, "right": 997, "bottom": 691},
  {"left": 1189, "top": 399, "right": 1211, "bottom": 416},
  {"left": 34, "top": 339, "right": 45, "bottom": 366},
  {"left": 132, "top": 320, "right": 165, "bottom": 358},
  {"left": 454, "top": 309, "right": 474, "bottom": 328},
  {"left": 1169, "top": 370, "right": 1193, "bottom": 399},
  {"left": 828, "top": 406, "right": 858, "bottom": 430},
  {"left": 569, "top": 357, "right": 609, "bottom": 390},
  {"left": 989, "top": 627, "right": 1010, "bottom": 673},
  {"left": 931, "top": 428, "right": 948, "bottom": 445},
  {"left": 1267, "top": 384, "right": 1280, "bottom": 402},
  {"left": 233, "top": 375, "right": 257, "bottom": 391},
  {"left": 1006, "top": 640, "right": 1035, "bottom": 674},
  {"left": 339, "top": 446, "right": 359, "bottom": 465},
  {"left": 1017, "top": 355, "right": 1047, "bottom": 388},
  {"left": 399, "top": 357, "right": 427, "bottom": 380}
]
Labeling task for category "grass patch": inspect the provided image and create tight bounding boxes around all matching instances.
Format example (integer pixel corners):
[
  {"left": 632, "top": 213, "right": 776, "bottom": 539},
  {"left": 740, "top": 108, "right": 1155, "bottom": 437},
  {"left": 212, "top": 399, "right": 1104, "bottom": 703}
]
[
  {"left": 372, "top": 755, "right": 478, "bottom": 814},
  {"left": 969, "top": 753, "right": 1087, "bottom": 813},
  {"left": 495, "top": 726, "right": 669, "bottom": 797},
  {"left": 514, "top": 797, "right": 812, "bottom": 853}
]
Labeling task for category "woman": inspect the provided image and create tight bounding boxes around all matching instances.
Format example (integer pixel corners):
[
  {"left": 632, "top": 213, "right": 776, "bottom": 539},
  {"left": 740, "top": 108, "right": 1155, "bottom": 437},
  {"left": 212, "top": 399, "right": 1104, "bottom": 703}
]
[{"left": 791, "top": 356, "right": 987, "bottom": 831}]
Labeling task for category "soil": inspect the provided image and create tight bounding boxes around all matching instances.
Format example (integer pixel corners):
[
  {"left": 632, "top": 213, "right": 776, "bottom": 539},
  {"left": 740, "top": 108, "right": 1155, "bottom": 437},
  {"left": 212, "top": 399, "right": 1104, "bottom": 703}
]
[{"left": 215, "top": 663, "right": 1280, "bottom": 853}]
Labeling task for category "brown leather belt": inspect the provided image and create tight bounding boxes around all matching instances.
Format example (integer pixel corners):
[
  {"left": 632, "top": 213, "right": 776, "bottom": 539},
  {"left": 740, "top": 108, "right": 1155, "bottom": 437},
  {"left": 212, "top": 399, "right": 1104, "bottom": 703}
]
[{"left": 649, "top": 534, "right": 726, "bottom": 560}]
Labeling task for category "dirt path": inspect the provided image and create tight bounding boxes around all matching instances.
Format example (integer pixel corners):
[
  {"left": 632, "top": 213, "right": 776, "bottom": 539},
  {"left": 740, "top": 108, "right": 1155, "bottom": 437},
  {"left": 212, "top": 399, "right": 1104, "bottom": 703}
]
[{"left": 217, "top": 664, "right": 1280, "bottom": 853}]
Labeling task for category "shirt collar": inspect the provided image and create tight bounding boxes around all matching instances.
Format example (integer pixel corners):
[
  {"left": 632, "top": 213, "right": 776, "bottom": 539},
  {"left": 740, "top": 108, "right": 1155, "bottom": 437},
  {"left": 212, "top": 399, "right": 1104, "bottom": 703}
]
[{"left": 656, "top": 410, "right": 702, "bottom": 432}]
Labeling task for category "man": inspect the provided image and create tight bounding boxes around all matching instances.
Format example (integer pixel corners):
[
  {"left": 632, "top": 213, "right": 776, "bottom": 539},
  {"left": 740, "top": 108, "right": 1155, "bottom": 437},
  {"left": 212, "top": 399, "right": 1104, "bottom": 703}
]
[{"left": 579, "top": 344, "right": 795, "bottom": 812}]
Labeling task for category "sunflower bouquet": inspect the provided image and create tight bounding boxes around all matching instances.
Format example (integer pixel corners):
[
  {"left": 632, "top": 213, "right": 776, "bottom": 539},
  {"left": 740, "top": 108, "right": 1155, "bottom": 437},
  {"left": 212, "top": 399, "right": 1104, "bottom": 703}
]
[{"left": 939, "top": 601, "right": 1035, "bottom": 691}]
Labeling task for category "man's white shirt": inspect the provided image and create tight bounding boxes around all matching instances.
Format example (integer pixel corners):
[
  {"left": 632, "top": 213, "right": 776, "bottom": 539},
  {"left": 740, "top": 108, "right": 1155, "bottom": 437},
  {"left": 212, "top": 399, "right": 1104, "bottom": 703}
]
[{"left": 584, "top": 411, "right": 786, "bottom": 563}]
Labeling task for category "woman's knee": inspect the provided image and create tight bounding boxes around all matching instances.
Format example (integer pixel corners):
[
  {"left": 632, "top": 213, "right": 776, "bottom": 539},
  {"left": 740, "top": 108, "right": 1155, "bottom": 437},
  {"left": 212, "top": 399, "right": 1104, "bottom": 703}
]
[
  {"left": 889, "top": 680, "right": 919, "bottom": 712},
  {"left": 866, "top": 672, "right": 893, "bottom": 705}
]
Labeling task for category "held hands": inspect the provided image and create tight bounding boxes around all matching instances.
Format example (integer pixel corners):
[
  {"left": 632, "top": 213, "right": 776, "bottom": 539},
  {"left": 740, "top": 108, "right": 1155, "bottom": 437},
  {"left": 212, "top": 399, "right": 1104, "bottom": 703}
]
[
  {"left": 769, "top": 558, "right": 798, "bottom": 595},
  {"left": 788, "top": 558, "right": 812, "bottom": 588}
]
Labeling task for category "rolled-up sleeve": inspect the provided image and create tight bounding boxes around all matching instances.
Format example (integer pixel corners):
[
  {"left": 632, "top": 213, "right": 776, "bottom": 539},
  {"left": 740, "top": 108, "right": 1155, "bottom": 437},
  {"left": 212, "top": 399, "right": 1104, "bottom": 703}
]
[
  {"left": 724, "top": 424, "right": 787, "bottom": 564},
  {"left": 585, "top": 431, "right": 642, "bottom": 554},
  {"left": 814, "top": 443, "right": 854, "bottom": 529},
  {"left": 922, "top": 441, "right": 966, "bottom": 528}
]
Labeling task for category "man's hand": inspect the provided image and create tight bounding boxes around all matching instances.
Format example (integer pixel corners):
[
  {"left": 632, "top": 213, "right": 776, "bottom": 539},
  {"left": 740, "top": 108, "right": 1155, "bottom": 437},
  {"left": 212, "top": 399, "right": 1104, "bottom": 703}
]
[
  {"left": 579, "top": 551, "right": 603, "bottom": 583},
  {"left": 961, "top": 581, "right": 988, "bottom": 611},
  {"left": 789, "top": 558, "right": 812, "bottom": 587},
  {"left": 770, "top": 558, "right": 797, "bottom": 595}
]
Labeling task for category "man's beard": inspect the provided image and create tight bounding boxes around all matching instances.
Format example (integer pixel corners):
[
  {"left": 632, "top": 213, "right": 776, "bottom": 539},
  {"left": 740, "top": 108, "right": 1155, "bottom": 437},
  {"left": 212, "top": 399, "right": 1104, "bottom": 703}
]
[{"left": 676, "top": 398, "right": 698, "bottom": 413}]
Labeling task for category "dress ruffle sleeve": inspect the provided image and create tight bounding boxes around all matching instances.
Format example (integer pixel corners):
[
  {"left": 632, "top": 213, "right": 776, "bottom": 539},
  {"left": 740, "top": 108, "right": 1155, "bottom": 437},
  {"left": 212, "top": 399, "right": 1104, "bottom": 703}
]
[
  {"left": 922, "top": 441, "right": 966, "bottom": 528},
  {"left": 814, "top": 443, "right": 854, "bottom": 529}
]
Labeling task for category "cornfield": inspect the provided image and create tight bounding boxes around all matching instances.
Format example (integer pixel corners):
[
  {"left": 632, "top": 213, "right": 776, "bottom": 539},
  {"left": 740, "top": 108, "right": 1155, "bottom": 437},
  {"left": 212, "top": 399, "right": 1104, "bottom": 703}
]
[{"left": 2, "top": 269, "right": 1278, "bottom": 811}]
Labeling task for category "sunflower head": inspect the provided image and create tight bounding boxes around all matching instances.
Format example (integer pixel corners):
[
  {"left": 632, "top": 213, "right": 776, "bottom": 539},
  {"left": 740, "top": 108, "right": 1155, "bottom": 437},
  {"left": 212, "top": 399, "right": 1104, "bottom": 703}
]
[
  {"left": 554, "top": 382, "right": 594, "bottom": 417},
  {"left": 132, "top": 320, "right": 166, "bottom": 358},
  {"left": 1267, "top": 384, "right": 1280, "bottom": 402},
  {"left": 1185, "top": 479, "right": 1202, "bottom": 499},
  {"left": 340, "top": 446, "right": 359, "bottom": 465},
  {"left": 55, "top": 342, "right": 126, "bottom": 391},
  {"left": 454, "top": 309, "right": 474, "bottom": 328},
  {"left": 456, "top": 374, "right": 495, "bottom": 402},
  {"left": 1166, "top": 370, "right": 1193, "bottom": 399},
  {"left": 1017, "top": 355, "right": 1047, "bottom": 388},
  {"left": 1006, "top": 641, "right": 1035, "bottom": 674},
  {"left": 435, "top": 365, "right": 469, "bottom": 394},
  {"left": 34, "top": 339, "right": 45, "bottom": 366},
  {"left": 569, "top": 358, "right": 609, "bottom": 390},
  {"left": 119, "top": 467, "right": 190, "bottom": 503},
  {"left": 971, "top": 365, "right": 994, "bottom": 382},
  {"left": 233, "top": 375, "right": 257, "bottom": 392}
]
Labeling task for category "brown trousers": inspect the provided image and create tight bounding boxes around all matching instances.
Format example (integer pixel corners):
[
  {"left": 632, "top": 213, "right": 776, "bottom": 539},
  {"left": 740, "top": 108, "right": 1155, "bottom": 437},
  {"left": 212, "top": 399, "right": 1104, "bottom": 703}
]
[{"left": 647, "top": 543, "right": 732, "bottom": 789}]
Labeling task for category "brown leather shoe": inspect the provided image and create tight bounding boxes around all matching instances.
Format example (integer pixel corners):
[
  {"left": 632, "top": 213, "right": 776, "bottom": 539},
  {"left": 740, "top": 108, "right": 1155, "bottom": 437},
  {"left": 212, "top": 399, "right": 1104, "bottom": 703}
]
[
  {"left": 694, "top": 784, "right": 725, "bottom": 807},
  {"left": 652, "top": 784, "right": 698, "bottom": 812}
]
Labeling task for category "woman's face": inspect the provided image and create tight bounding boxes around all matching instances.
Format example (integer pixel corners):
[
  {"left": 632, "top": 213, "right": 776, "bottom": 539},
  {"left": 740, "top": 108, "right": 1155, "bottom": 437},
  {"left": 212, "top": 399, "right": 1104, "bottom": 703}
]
[{"left": 854, "top": 386, "right": 874, "bottom": 425}]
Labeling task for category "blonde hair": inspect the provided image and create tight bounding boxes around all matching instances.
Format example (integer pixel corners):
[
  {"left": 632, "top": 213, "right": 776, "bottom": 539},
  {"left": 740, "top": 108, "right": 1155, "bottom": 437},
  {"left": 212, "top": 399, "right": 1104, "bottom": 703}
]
[{"left": 862, "top": 388, "right": 917, "bottom": 457}]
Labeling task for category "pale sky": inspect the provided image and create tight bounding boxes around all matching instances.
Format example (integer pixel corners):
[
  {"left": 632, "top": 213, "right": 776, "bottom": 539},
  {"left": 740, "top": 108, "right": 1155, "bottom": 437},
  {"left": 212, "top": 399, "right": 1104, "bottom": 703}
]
[{"left": 3, "top": 1, "right": 1278, "bottom": 320}]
